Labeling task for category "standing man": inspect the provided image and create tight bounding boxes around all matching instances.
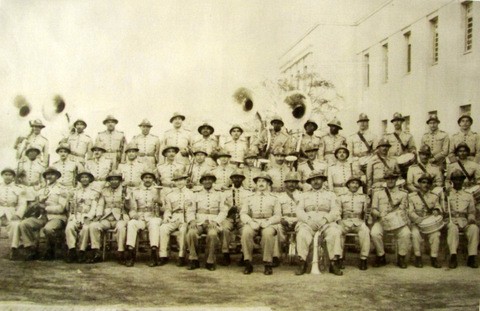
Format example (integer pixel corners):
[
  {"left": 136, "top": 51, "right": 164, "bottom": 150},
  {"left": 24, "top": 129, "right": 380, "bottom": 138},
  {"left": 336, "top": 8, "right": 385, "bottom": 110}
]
[
  {"left": 320, "top": 117, "right": 346, "bottom": 166},
  {"left": 118, "top": 142, "right": 147, "bottom": 192},
  {"left": 449, "top": 113, "right": 480, "bottom": 163},
  {"left": 212, "top": 150, "right": 234, "bottom": 191},
  {"left": 65, "top": 119, "right": 93, "bottom": 165},
  {"left": 295, "top": 170, "right": 343, "bottom": 276},
  {"left": 242, "top": 152, "right": 261, "bottom": 190},
  {"left": 162, "top": 112, "right": 192, "bottom": 166},
  {"left": 299, "top": 119, "right": 322, "bottom": 157},
  {"left": 186, "top": 172, "right": 228, "bottom": 271},
  {"left": 297, "top": 144, "right": 328, "bottom": 191},
  {"left": 408, "top": 174, "right": 442, "bottom": 268},
  {"left": 267, "top": 147, "right": 290, "bottom": 193},
  {"left": 240, "top": 172, "right": 281, "bottom": 275},
  {"left": 421, "top": 114, "right": 449, "bottom": 170},
  {"left": 406, "top": 145, "right": 443, "bottom": 193},
  {"left": 348, "top": 113, "right": 377, "bottom": 173},
  {"left": 16, "top": 145, "right": 46, "bottom": 197},
  {"left": 125, "top": 171, "right": 162, "bottom": 267},
  {"left": 95, "top": 115, "right": 126, "bottom": 169},
  {"left": 446, "top": 143, "right": 480, "bottom": 189},
  {"left": 192, "top": 123, "right": 218, "bottom": 167},
  {"left": 328, "top": 145, "right": 363, "bottom": 197},
  {"left": 157, "top": 146, "right": 185, "bottom": 189},
  {"left": 366, "top": 138, "right": 400, "bottom": 193},
  {"left": 15, "top": 119, "right": 49, "bottom": 166},
  {"left": 222, "top": 124, "right": 249, "bottom": 165},
  {"left": 52, "top": 143, "right": 83, "bottom": 191},
  {"left": 159, "top": 170, "right": 193, "bottom": 267},
  {"left": 370, "top": 171, "right": 411, "bottom": 269},
  {"left": 384, "top": 112, "right": 416, "bottom": 157},
  {"left": 88, "top": 171, "right": 128, "bottom": 264},
  {"left": 131, "top": 119, "right": 160, "bottom": 171},
  {"left": 0, "top": 168, "right": 27, "bottom": 260},
  {"left": 65, "top": 170, "right": 100, "bottom": 263},
  {"left": 85, "top": 143, "right": 113, "bottom": 192},
  {"left": 188, "top": 148, "right": 214, "bottom": 190},
  {"left": 20, "top": 167, "right": 68, "bottom": 261},
  {"left": 253, "top": 115, "right": 293, "bottom": 160},
  {"left": 446, "top": 170, "right": 478, "bottom": 268}
]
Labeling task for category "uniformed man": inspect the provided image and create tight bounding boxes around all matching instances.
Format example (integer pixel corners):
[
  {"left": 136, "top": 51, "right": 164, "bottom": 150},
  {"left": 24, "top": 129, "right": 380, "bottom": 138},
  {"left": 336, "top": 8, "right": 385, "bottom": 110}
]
[
  {"left": 158, "top": 170, "right": 193, "bottom": 266},
  {"left": 242, "top": 152, "right": 261, "bottom": 190},
  {"left": 272, "top": 172, "right": 301, "bottom": 267},
  {"left": 15, "top": 119, "right": 49, "bottom": 166},
  {"left": 449, "top": 113, "right": 480, "bottom": 163},
  {"left": 406, "top": 145, "right": 443, "bottom": 193},
  {"left": 212, "top": 150, "right": 234, "bottom": 191},
  {"left": 20, "top": 167, "right": 68, "bottom": 261},
  {"left": 370, "top": 171, "right": 411, "bottom": 269},
  {"left": 297, "top": 143, "right": 328, "bottom": 191},
  {"left": 221, "top": 169, "right": 251, "bottom": 266},
  {"left": 131, "top": 119, "right": 160, "bottom": 170},
  {"left": 186, "top": 172, "right": 228, "bottom": 271},
  {"left": 266, "top": 147, "right": 290, "bottom": 193},
  {"left": 0, "top": 168, "right": 27, "bottom": 260},
  {"left": 88, "top": 170, "right": 128, "bottom": 264},
  {"left": 327, "top": 144, "right": 363, "bottom": 196},
  {"left": 52, "top": 143, "right": 83, "bottom": 191},
  {"left": 65, "top": 119, "right": 93, "bottom": 165},
  {"left": 366, "top": 138, "right": 400, "bottom": 193},
  {"left": 188, "top": 148, "right": 214, "bottom": 191},
  {"left": 299, "top": 119, "right": 322, "bottom": 157},
  {"left": 408, "top": 174, "right": 442, "bottom": 268},
  {"left": 16, "top": 145, "right": 46, "bottom": 196},
  {"left": 347, "top": 113, "right": 377, "bottom": 173},
  {"left": 240, "top": 172, "right": 281, "bottom": 275},
  {"left": 85, "top": 143, "right": 113, "bottom": 192},
  {"left": 157, "top": 146, "right": 185, "bottom": 189},
  {"left": 319, "top": 117, "right": 346, "bottom": 166},
  {"left": 222, "top": 124, "right": 249, "bottom": 165},
  {"left": 384, "top": 112, "right": 416, "bottom": 157},
  {"left": 445, "top": 170, "right": 478, "bottom": 268},
  {"left": 118, "top": 142, "right": 147, "bottom": 191},
  {"left": 446, "top": 143, "right": 480, "bottom": 189},
  {"left": 295, "top": 170, "right": 343, "bottom": 276},
  {"left": 95, "top": 115, "right": 126, "bottom": 169},
  {"left": 192, "top": 122, "right": 218, "bottom": 167},
  {"left": 421, "top": 114, "right": 449, "bottom": 170},
  {"left": 253, "top": 115, "right": 293, "bottom": 159},
  {"left": 125, "top": 171, "right": 162, "bottom": 267},
  {"left": 65, "top": 170, "right": 100, "bottom": 263},
  {"left": 338, "top": 175, "right": 371, "bottom": 270},
  {"left": 161, "top": 112, "right": 192, "bottom": 166}
]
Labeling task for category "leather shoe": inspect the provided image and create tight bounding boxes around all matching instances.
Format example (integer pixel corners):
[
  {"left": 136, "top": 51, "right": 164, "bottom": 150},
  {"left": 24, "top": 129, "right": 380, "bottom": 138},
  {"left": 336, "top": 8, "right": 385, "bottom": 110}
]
[
  {"left": 467, "top": 256, "right": 478, "bottom": 268},
  {"left": 24, "top": 247, "right": 39, "bottom": 261},
  {"left": 295, "top": 259, "right": 307, "bottom": 275},
  {"left": 449, "top": 254, "right": 457, "bottom": 269},
  {"left": 431, "top": 257, "right": 441, "bottom": 269},
  {"left": 338, "top": 258, "right": 345, "bottom": 269},
  {"left": 158, "top": 257, "right": 169, "bottom": 266},
  {"left": 329, "top": 261, "right": 343, "bottom": 276},
  {"left": 177, "top": 257, "right": 187, "bottom": 267},
  {"left": 243, "top": 260, "right": 253, "bottom": 274},
  {"left": 65, "top": 249, "right": 77, "bottom": 263},
  {"left": 148, "top": 247, "right": 159, "bottom": 267},
  {"left": 264, "top": 265, "right": 273, "bottom": 275},
  {"left": 373, "top": 255, "right": 387, "bottom": 267},
  {"left": 205, "top": 263, "right": 216, "bottom": 271},
  {"left": 77, "top": 251, "right": 87, "bottom": 263},
  {"left": 272, "top": 257, "right": 280, "bottom": 267},
  {"left": 187, "top": 260, "right": 200, "bottom": 270},
  {"left": 397, "top": 255, "right": 407, "bottom": 269},
  {"left": 414, "top": 256, "right": 423, "bottom": 268},
  {"left": 219, "top": 253, "right": 231, "bottom": 266},
  {"left": 9, "top": 248, "right": 18, "bottom": 261},
  {"left": 117, "top": 251, "right": 126, "bottom": 265},
  {"left": 358, "top": 259, "right": 368, "bottom": 271}
]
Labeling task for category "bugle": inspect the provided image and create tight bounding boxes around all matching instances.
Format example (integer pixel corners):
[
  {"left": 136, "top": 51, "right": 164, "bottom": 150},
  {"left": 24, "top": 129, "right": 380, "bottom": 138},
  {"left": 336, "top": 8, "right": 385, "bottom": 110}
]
[{"left": 311, "top": 230, "right": 321, "bottom": 275}]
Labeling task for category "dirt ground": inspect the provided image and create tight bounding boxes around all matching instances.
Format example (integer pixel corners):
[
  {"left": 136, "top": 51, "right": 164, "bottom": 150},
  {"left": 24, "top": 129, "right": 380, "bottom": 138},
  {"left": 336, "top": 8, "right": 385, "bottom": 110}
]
[{"left": 0, "top": 237, "right": 479, "bottom": 311}]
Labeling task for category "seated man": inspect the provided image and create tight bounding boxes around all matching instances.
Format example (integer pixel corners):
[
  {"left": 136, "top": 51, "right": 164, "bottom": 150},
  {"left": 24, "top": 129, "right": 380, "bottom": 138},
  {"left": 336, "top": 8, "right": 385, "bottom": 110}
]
[
  {"left": 186, "top": 172, "right": 228, "bottom": 271},
  {"left": 295, "top": 170, "right": 343, "bottom": 276},
  {"left": 242, "top": 152, "right": 261, "bottom": 191},
  {"left": 159, "top": 170, "right": 194, "bottom": 267},
  {"left": 212, "top": 150, "right": 234, "bottom": 191},
  {"left": 85, "top": 143, "right": 113, "bottom": 192},
  {"left": 338, "top": 175, "right": 370, "bottom": 270},
  {"left": 188, "top": 148, "right": 214, "bottom": 191},
  {"left": 65, "top": 170, "right": 100, "bottom": 263},
  {"left": 20, "top": 167, "right": 68, "bottom": 261},
  {"left": 328, "top": 144, "right": 363, "bottom": 196},
  {"left": 446, "top": 170, "right": 479, "bottom": 269},
  {"left": 88, "top": 170, "right": 128, "bottom": 264},
  {"left": 0, "top": 168, "right": 27, "bottom": 260},
  {"left": 273, "top": 172, "right": 301, "bottom": 267},
  {"left": 370, "top": 171, "right": 411, "bottom": 269},
  {"left": 125, "top": 171, "right": 162, "bottom": 267},
  {"left": 406, "top": 145, "right": 443, "bottom": 193},
  {"left": 240, "top": 172, "right": 281, "bottom": 275},
  {"left": 408, "top": 174, "right": 442, "bottom": 268},
  {"left": 266, "top": 147, "right": 290, "bottom": 193}
]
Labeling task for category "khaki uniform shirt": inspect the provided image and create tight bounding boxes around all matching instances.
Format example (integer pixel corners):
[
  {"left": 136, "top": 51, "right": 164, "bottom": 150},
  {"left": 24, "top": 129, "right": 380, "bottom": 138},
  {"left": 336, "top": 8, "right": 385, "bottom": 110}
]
[
  {"left": 212, "top": 165, "right": 234, "bottom": 190},
  {"left": 320, "top": 133, "right": 346, "bottom": 165},
  {"left": 406, "top": 163, "right": 443, "bottom": 192},
  {"left": 253, "top": 129, "right": 293, "bottom": 155},
  {"left": 163, "top": 187, "right": 194, "bottom": 223},
  {"left": 131, "top": 133, "right": 160, "bottom": 168},
  {"left": 190, "top": 161, "right": 215, "bottom": 187},
  {"left": 384, "top": 131, "right": 416, "bottom": 157},
  {"left": 95, "top": 130, "right": 126, "bottom": 154},
  {"left": 421, "top": 130, "right": 449, "bottom": 164},
  {"left": 118, "top": 159, "right": 147, "bottom": 188},
  {"left": 448, "top": 189, "right": 476, "bottom": 228},
  {"left": 366, "top": 154, "right": 399, "bottom": 189},
  {"left": 339, "top": 192, "right": 369, "bottom": 227},
  {"left": 328, "top": 161, "right": 363, "bottom": 196},
  {"left": 129, "top": 184, "right": 160, "bottom": 220},
  {"left": 267, "top": 163, "right": 290, "bottom": 192},
  {"left": 347, "top": 131, "right": 377, "bottom": 158},
  {"left": 191, "top": 136, "right": 218, "bottom": 157},
  {"left": 85, "top": 158, "right": 112, "bottom": 182},
  {"left": 0, "top": 182, "right": 27, "bottom": 220},
  {"left": 157, "top": 161, "right": 185, "bottom": 187},
  {"left": 42, "top": 183, "right": 68, "bottom": 221},
  {"left": 67, "top": 132, "right": 93, "bottom": 162},
  {"left": 446, "top": 160, "right": 480, "bottom": 185},
  {"left": 240, "top": 191, "right": 281, "bottom": 226},
  {"left": 223, "top": 138, "right": 248, "bottom": 163},
  {"left": 277, "top": 190, "right": 301, "bottom": 223},
  {"left": 187, "top": 188, "right": 227, "bottom": 225},
  {"left": 97, "top": 186, "right": 128, "bottom": 221},
  {"left": 449, "top": 130, "right": 480, "bottom": 163},
  {"left": 17, "top": 159, "right": 45, "bottom": 189},
  {"left": 17, "top": 134, "right": 49, "bottom": 165},
  {"left": 408, "top": 191, "right": 441, "bottom": 223},
  {"left": 242, "top": 166, "right": 261, "bottom": 191},
  {"left": 296, "top": 189, "right": 340, "bottom": 224},
  {"left": 69, "top": 185, "right": 100, "bottom": 222},
  {"left": 371, "top": 187, "right": 408, "bottom": 217},
  {"left": 52, "top": 159, "right": 83, "bottom": 188}
]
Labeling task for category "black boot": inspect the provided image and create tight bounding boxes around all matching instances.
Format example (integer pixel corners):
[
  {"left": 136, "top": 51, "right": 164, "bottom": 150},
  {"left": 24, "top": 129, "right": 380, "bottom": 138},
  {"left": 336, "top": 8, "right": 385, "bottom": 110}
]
[
  {"left": 430, "top": 257, "right": 441, "bottom": 269},
  {"left": 24, "top": 247, "right": 39, "bottom": 261},
  {"left": 329, "top": 261, "right": 343, "bottom": 276},
  {"left": 272, "top": 257, "right": 280, "bottom": 268},
  {"left": 358, "top": 259, "right": 368, "bottom": 271},
  {"left": 117, "top": 251, "right": 126, "bottom": 265},
  {"left": 243, "top": 260, "right": 253, "bottom": 274},
  {"left": 373, "top": 255, "right": 387, "bottom": 267},
  {"left": 65, "top": 248, "right": 77, "bottom": 263},
  {"left": 40, "top": 243, "right": 55, "bottom": 261},
  {"left": 414, "top": 256, "right": 423, "bottom": 268},
  {"left": 237, "top": 254, "right": 245, "bottom": 266},
  {"left": 205, "top": 262, "right": 216, "bottom": 271},
  {"left": 125, "top": 247, "right": 135, "bottom": 267},
  {"left": 338, "top": 258, "right": 345, "bottom": 269},
  {"left": 77, "top": 251, "right": 86, "bottom": 263},
  {"left": 449, "top": 254, "right": 458, "bottom": 269},
  {"left": 467, "top": 256, "right": 478, "bottom": 268},
  {"left": 219, "top": 253, "right": 231, "bottom": 266},
  {"left": 187, "top": 260, "right": 200, "bottom": 270},
  {"left": 9, "top": 248, "right": 19, "bottom": 261},
  {"left": 397, "top": 255, "right": 407, "bottom": 269},
  {"left": 264, "top": 264, "right": 273, "bottom": 275},
  {"left": 148, "top": 247, "right": 159, "bottom": 267},
  {"left": 158, "top": 257, "right": 169, "bottom": 266},
  {"left": 88, "top": 250, "right": 103, "bottom": 264},
  {"left": 176, "top": 257, "right": 187, "bottom": 267},
  {"left": 295, "top": 259, "right": 307, "bottom": 275}
]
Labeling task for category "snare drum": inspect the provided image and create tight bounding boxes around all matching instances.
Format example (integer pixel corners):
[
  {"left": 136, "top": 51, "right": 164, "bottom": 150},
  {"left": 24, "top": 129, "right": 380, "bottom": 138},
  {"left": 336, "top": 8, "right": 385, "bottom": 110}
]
[
  {"left": 382, "top": 209, "right": 409, "bottom": 231},
  {"left": 418, "top": 215, "right": 444, "bottom": 234},
  {"left": 465, "top": 185, "right": 480, "bottom": 204},
  {"left": 397, "top": 153, "right": 416, "bottom": 172}
]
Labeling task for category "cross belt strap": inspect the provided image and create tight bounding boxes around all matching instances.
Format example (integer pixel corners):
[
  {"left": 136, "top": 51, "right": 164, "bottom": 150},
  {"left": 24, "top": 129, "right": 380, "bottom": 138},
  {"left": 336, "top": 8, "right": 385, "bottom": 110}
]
[
  {"left": 457, "top": 160, "right": 474, "bottom": 181},
  {"left": 384, "top": 188, "right": 399, "bottom": 211},
  {"left": 357, "top": 132, "right": 373, "bottom": 153},
  {"left": 417, "top": 192, "right": 432, "bottom": 213},
  {"left": 418, "top": 163, "right": 427, "bottom": 174},
  {"left": 393, "top": 133, "right": 408, "bottom": 151}
]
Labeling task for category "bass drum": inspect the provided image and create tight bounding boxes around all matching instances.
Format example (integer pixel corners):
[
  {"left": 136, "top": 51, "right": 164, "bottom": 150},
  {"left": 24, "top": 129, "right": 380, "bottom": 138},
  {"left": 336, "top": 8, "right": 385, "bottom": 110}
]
[{"left": 465, "top": 185, "right": 480, "bottom": 204}]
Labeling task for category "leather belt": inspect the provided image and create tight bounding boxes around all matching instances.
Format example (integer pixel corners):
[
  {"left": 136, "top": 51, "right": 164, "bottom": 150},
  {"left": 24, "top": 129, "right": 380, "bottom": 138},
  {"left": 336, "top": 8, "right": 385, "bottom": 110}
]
[
  {"left": 138, "top": 153, "right": 155, "bottom": 157},
  {"left": 333, "top": 183, "right": 346, "bottom": 187}
]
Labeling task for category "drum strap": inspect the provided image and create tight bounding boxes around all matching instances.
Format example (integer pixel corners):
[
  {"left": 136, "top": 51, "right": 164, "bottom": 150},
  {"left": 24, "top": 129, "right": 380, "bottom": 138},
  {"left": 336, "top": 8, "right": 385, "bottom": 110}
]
[
  {"left": 418, "top": 163, "right": 427, "bottom": 174},
  {"left": 393, "top": 133, "right": 408, "bottom": 151},
  {"left": 307, "top": 160, "right": 314, "bottom": 171},
  {"left": 384, "top": 188, "right": 398, "bottom": 210},
  {"left": 350, "top": 163, "right": 353, "bottom": 177},
  {"left": 286, "top": 191, "right": 298, "bottom": 205},
  {"left": 457, "top": 160, "right": 474, "bottom": 181},
  {"left": 377, "top": 155, "right": 391, "bottom": 170},
  {"left": 417, "top": 192, "right": 431, "bottom": 212},
  {"left": 357, "top": 132, "right": 373, "bottom": 153}
]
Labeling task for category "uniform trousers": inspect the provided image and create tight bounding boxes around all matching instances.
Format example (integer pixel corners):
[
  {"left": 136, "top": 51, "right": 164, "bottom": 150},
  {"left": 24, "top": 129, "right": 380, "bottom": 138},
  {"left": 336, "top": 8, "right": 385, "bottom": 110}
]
[
  {"left": 340, "top": 221, "right": 371, "bottom": 259},
  {"left": 296, "top": 222, "right": 343, "bottom": 261},
  {"left": 19, "top": 217, "right": 65, "bottom": 248},
  {"left": 89, "top": 219, "right": 127, "bottom": 251},
  {"left": 447, "top": 222, "right": 479, "bottom": 256},
  {"left": 220, "top": 218, "right": 243, "bottom": 254},
  {"left": 159, "top": 221, "right": 187, "bottom": 258},
  {"left": 241, "top": 223, "right": 277, "bottom": 263},
  {"left": 126, "top": 217, "right": 162, "bottom": 248},
  {"left": 186, "top": 223, "right": 225, "bottom": 263},
  {"left": 371, "top": 222, "right": 411, "bottom": 256},
  {"left": 411, "top": 224, "right": 440, "bottom": 257},
  {"left": 273, "top": 222, "right": 296, "bottom": 258},
  {"left": 65, "top": 221, "right": 90, "bottom": 250}
]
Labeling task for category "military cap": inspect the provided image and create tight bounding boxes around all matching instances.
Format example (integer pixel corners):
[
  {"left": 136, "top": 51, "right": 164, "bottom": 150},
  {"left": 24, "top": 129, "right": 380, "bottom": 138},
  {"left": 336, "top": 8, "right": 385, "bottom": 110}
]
[
  {"left": 345, "top": 175, "right": 363, "bottom": 187},
  {"left": 161, "top": 145, "right": 180, "bottom": 157},
  {"left": 76, "top": 170, "right": 94, "bottom": 182},
  {"left": 73, "top": 119, "right": 87, "bottom": 128},
  {"left": 106, "top": 170, "right": 123, "bottom": 181},
  {"left": 384, "top": 170, "right": 400, "bottom": 179},
  {"left": 56, "top": 143, "right": 71, "bottom": 154},
  {"left": 200, "top": 172, "right": 217, "bottom": 183},
  {"left": 198, "top": 123, "right": 215, "bottom": 135},
  {"left": 169, "top": 112, "right": 185, "bottom": 123},
  {"left": 91, "top": 143, "right": 107, "bottom": 152},
  {"left": 172, "top": 170, "right": 188, "bottom": 181},
  {"left": 357, "top": 113, "right": 370, "bottom": 123},
  {"left": 138, "top": 119, "right": 153, "bottom": 127},
  {"left": 25, "top": 144, "right": 41, "bottom": 154},
  {"left": 229, "top": 124, "right": 243, "bottom": 134},
  {"left": 193, "top": 148, "right": 208, "bottom": 156},
  {"left": 418, "top": 145, "right": 432, "bottom": 156},
  {"left": 230, "top": 169, "right": 246, "bottom": 179},
  {"left": 327, "top": 117, "right": 342, "bottom": 129},
  {"left": 103, "top": 115, "right": 118, "bottom": 124},
  {"left": 304, "top": 143, "right": 319, "bottom": 153},
  {"left": 270, "top": 115, "right": 284, "bottom": 126},
  {"left": 426, "top": 114, "right": 440, "bottom": 124},
  {"left": 140, "top": 170, "right": 156, "bottom": 180},
  {"left": 216, "top": 149, "right": 232, "bottom": 158},
  {"left": 29, "top": 119, "right": 45, "bottom": 128},
  {"left": 284, "top": 172, "right": 300, "bottom": 183},
  {"left": 124, "top": 142, "right": 139, "bottom": 153},
  {"left": 253, "top": 172, "right": 273, "bottom": 184},
  {"left": 304, "top": 119, "right": 318, "bottom": 131},
  {"left": 454, "top": 142, "right": 471, "bottom": 154},
  {"left": 390, "top": 112, "right": 405, "bottom": 123},
  {"left": 450, "top": 169, "right": 467, "bottom": 180},
  {"left": 1, "top": 167, "right": 16, "bottom": 176},
  {"left": 376, "top": 138, "right": 392, "bottom": 148},
  {"left": 244, "top": 151, "right": 258, "bottom": 160},
  {"left": 42, "top": 167, "right": 61, "bottom": 179},
  {"left": 457, "top": 113, "right": 473, "bottom": 125},
  {"left": 306, "top": 170, "right": 327, "bottom": 183},
  {"left": 417, "top": 173, "right": 434, "bottom": 184},
  {"left": 334, "top": 144, "right": 350, "bottom": 159}
]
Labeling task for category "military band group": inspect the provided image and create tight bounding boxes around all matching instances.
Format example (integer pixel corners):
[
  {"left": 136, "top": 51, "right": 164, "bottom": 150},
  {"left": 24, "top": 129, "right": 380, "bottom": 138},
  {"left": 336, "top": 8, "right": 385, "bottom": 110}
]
[{"left": 1, "top": 110, "right": 479, "bottom": 276}]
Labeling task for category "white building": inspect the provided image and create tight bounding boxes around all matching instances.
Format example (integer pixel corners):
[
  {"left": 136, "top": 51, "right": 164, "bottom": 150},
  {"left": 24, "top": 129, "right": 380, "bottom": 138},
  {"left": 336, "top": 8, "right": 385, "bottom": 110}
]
[{"left": 279, "top": 0, "right": 479, "bottom": 142}]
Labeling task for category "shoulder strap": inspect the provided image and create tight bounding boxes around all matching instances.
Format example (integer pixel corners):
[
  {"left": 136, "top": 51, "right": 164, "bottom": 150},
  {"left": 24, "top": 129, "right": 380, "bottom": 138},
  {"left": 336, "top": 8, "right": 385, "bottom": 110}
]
[
  {"left": 377, "top": 155, "right": 391, "bottom": 170},
  {"left": 457, "top": 161, "right": 474, "bottom": 181},
  {"left": 357, "top": 132, "right": 373, "bottom": 152},
  {"left": 384, "top": 188, "right": 397, "bottom": 210},
  {"left": 417, "top": 163, "right": 427, "bottom": 174},
  {"left": 286, "top": 191, "right": 298, "bottom": 205},
  {"left": 307, "top": 160, "right": 314, "bottom": 171},
  {"left": 416, "top": 192, "right": 431, "bottom": 212},
  {"left": 393, "top": 133, "right": 408, "bottom": 151}
]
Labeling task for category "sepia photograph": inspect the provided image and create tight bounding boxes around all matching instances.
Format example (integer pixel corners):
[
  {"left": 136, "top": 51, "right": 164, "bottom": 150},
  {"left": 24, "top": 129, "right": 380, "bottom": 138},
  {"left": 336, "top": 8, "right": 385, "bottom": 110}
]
[{"left": 0, "top": 0, "right": 479, "bottom": 310}]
